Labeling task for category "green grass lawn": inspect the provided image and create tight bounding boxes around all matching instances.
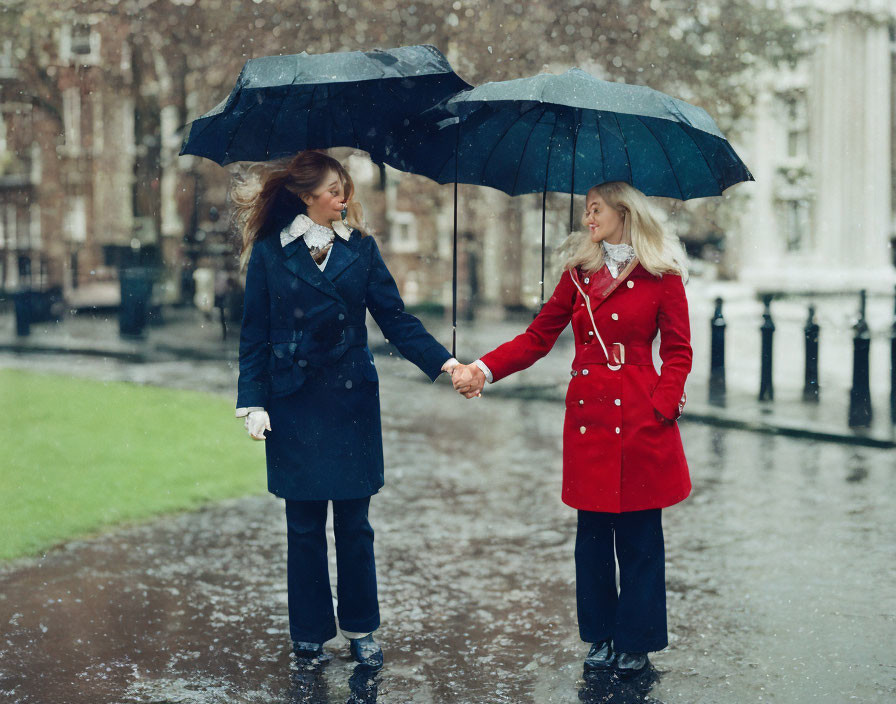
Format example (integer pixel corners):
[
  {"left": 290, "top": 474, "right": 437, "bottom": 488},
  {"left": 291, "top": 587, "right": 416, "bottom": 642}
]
[{"left": 0, "top": 368, "right": 267, "bottom": 561}]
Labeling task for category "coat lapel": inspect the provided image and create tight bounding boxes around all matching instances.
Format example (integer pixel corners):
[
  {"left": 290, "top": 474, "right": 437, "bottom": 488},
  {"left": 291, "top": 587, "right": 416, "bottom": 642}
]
[
  {"left": 590, "top": 258, "right": 640, "bottom": 311},
  {"left": 279, "top": 234, "right": 344, "bottom": 303},
  {"left": 321, "top": 234, "right": 358, "bottom": 282}
]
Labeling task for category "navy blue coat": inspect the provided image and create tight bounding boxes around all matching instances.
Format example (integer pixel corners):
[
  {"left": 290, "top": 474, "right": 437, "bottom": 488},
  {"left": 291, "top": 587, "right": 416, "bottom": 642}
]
[{"left": 237, "top": 196, "right": 452, "bottom": 501}]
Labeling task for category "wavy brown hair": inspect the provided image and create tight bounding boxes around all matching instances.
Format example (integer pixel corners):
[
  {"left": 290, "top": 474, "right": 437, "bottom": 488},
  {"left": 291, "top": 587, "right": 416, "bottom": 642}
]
[{"left": 231, "top": 150, "right": 365, "bottom": 269}]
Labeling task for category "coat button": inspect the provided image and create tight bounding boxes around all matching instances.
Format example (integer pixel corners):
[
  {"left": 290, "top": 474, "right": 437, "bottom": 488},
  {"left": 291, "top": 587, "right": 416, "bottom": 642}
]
[
  {"left": 338, "top": 313, "right": 345, "bottom": 321},
  {"left": 614, "top": 399, "right": 621, "bottom": 406},
  {"left": 611, "top": 313, "right": 619, "bottom": 320},
  {"left": 578, "top": 399, "right": 584, "bottom": 406},
  {"left": 571, "top": 370, "right": 578, "bottom": 377},
  {"left": 627, "top": 281, "right": 634, "bottom": 288},
  {"left": 615, "top": 427, "right": 621, "bottom": 434},
  {"left": 584, "top": 277, "right": 590, "bottom": 284},
  {"left": 580, "top": 426, "right": 586, "bottom": 434},
  {"left": 582, "top": 368, "right": 589, "bottom": 376},
  {"left": 345, "top": 380, "right": 353, "bottom": 389},
  {"left": 298, "top": 359, "right": 308, "bottom": 367},
  {"left": 588, "top": 331, "right": 594, "bottom": 336}
]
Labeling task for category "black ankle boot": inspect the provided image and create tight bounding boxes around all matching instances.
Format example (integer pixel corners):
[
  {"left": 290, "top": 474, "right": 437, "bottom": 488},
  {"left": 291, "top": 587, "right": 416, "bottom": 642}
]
[
  {"left": 615, "top": 651, "right": 648, "bottom": 679},
  {"left": 584, "top": 639, "right": 615, "bottom": 672},
  {"left": 349, "top": 634, "right": 383, "bottom": 670},
  {"left": 292, "top": 641, "right": 330, "bottom": 663}
]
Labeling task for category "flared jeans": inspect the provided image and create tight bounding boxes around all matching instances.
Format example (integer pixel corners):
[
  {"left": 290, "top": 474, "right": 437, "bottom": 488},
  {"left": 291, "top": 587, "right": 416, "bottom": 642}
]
[
  {"left": 284, "top": 497, "right": 380, "bottom": 644},
  {"left": 575, "top": 508, "right": 668, "bottom": 653}
]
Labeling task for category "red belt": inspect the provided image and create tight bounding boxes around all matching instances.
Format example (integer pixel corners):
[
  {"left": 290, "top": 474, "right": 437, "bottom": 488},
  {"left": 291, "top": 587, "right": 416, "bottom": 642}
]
[{"left": 572, "top": 342, "right": 654, "bottom": 371}]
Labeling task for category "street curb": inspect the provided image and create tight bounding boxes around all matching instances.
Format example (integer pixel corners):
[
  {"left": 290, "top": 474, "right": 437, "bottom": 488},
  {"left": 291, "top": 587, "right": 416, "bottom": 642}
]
[
  {"left": 4, "top": 339, "right": 894, "bottom": 450},
  {"left": 0, "top": 342, "right": 237, "bottom": 364}
]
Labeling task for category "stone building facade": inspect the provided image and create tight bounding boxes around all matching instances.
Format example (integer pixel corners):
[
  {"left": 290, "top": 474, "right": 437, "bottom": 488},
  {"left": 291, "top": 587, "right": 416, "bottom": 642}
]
[
  {"left": 737, "top": 0, "right": 896, "bottom": 293},
  {"left": 2, "top": 1, "right": 894, "bottom": 315}
]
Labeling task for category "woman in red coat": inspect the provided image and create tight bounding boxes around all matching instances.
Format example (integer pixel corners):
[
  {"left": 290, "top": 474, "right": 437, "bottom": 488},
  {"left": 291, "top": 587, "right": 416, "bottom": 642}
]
[{"left": 453, "top": 181, "right": 691, "bottom": 679}]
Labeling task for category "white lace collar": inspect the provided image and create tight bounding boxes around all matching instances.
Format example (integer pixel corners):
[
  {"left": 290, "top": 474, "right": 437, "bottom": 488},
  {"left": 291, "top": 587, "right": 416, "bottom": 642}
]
[
  {"left": 601, "top": 241, "right": 635, "bottom": 278},
  {"left": 602, "top": 240, "right": 635, "bottom": 263},
  {"left": 280, "top": 213, "right": 352, "bottom": 249}
]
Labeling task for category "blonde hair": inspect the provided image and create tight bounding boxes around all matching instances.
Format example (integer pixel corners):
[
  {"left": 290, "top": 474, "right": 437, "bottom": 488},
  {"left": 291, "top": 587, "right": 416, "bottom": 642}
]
[
  {"left": 230, "top": 150, "right": 365, "bottom": 269},
  {"left": 560, "top": 181, "right": 688, "bottom": 280}
]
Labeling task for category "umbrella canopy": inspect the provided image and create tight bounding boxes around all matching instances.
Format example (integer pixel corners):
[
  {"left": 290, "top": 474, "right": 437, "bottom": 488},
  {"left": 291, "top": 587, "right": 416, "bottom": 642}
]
[
  {"left": 179, "top": 44, "right": 470, "bottom": 165},
  {"left": 385, "top": 67, "right": 753, "bottom": 201}
]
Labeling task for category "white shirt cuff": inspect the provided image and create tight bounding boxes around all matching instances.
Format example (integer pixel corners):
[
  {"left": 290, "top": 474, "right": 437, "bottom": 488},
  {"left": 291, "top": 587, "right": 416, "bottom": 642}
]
[
  {"left": 442, "top": 357, "right": 459, "bottom": 372},
  {"left": 235, "top": 406, "right": 266, "bottom": 418},
  {"left": 473, "top": 359, "right": 493, "bottom": 383}
]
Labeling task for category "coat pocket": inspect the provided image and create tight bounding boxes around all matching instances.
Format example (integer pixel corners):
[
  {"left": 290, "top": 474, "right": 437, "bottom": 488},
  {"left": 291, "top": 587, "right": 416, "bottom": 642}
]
[{"left": 271, "top": 341, "right": 298, "bottom": 371}]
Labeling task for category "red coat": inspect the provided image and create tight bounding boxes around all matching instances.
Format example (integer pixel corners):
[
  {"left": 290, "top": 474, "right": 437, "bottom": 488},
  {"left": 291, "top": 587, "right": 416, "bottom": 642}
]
[{"left": 480, "top": 259, "right": 692, "bottom": 513}]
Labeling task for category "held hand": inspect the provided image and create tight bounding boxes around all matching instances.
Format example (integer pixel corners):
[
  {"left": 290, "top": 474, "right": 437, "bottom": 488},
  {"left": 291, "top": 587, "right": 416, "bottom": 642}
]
[
  {"left": 452, "top": 363, "right": 485, "bottom": 399},
  {"left": 245, "top": 410, "right": 271, "bottom": 440}
]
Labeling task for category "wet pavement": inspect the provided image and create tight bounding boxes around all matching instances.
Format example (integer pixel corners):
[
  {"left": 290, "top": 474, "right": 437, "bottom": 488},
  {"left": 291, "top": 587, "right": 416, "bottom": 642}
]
[{"left": 1, "top": 353, "right": 895, "bottom": 703}]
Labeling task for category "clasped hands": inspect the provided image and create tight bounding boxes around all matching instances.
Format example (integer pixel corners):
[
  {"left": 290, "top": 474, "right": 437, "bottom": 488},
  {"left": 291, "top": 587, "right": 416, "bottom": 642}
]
[{"left": 449, "top": 362, "right": 486, "bottom": 399}]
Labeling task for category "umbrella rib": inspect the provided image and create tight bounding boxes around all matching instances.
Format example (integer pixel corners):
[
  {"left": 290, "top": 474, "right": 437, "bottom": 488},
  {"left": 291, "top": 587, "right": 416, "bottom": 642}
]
[
  {"left": 610, "top": 112, "right": 633, "bottom": 185},
  {"left": 633, "top": 115, "right": 684, "bottom": 200},
  {"left": 677, "top": 123, "right": 724, "bottom": 193},
  {"left": 480, "top": 102, "right": 545, "bottom": 193},
  {"left": 596, "top": 110, "right": 607, "bottom": 184},
  {"left": 306, "top": 83, "right": 317, "bottom": 150},
  {"left": 510, "top": 104, "right": 550, "bottom": 196},
  {"left": 221, "top": 91, "right": 263, "bottom": 164},
  {"left": 541, "top": 107, "right": 561, "bottom": 194},
  {"left": 262, "top": 88, "right": 292, "bottom": 161}
]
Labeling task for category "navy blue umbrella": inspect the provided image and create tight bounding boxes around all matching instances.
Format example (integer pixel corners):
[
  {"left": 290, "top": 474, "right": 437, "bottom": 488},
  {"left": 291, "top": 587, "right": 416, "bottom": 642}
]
[
  {"left": 179, "top": 44, "right": 470, "bottom": 165},
  {"left": 385, "top": 68, "right": 753, "bottom": 309}
]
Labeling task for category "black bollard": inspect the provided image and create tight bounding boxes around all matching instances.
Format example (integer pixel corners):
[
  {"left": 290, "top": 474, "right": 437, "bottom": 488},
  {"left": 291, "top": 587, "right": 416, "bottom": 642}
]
[
  {"left": 891, "top": 286, "right": 896, "bottom": 422},
  {"left": 12, "top": 289, "right": 31, "bottom": 337},
  {"left": 848, "top": 289, "right": 872, "bottom": 428},
  {"left": 119, "top": 267, "right": 154, "bottom": 338},
  {"left": 709, "top": 297, "right": 726, "bottom": 402},
  {"left": 759, "top": 294, "right": 775, "bottom": 402},
  {"left": 803, "top": 304, "right": 820, "bottom": 402}
]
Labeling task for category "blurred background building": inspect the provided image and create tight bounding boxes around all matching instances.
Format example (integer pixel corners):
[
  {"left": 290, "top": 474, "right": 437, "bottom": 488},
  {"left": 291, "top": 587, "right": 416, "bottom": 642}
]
[{"left": 0, "top": 0, "right": 893, "bottom": 317}]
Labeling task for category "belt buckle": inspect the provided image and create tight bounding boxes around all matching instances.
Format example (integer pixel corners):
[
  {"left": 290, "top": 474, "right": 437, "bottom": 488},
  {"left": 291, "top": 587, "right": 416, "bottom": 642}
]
[{"left": 609, "top": 342, "right": 624, "bottom": 369}]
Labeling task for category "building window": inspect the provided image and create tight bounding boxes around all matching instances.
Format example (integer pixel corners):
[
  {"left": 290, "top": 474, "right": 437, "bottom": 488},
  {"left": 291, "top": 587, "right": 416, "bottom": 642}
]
[
  {"left": 60, "top": 21, "right": 100, "bottom": 65},
  {"left": 778, "top": 198, "right": 810, "bottom": 253},
  {"left": 71, "top": 23, "right": 93, "bottom": 55},
  {"left": 389, "top": 212, "right": 418, "bottom": 253},
  {"left": 777, "top": 89, "right": 808, "bottom": 163}
]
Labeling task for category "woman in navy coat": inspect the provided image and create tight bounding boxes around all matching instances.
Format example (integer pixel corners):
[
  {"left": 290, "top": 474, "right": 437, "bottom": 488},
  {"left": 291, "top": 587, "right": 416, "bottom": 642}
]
[{"left": 233, "top": 150, "right": 456, "bottom": 668}]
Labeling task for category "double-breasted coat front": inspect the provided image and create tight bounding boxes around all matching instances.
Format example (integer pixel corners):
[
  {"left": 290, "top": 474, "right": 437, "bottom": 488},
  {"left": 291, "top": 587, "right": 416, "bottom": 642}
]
[
  {"left": 480, "top": 259, "right": 692, "bottom": 513},
  {"left": 236, "top": 193, "right": 452, "bottom": 501}
]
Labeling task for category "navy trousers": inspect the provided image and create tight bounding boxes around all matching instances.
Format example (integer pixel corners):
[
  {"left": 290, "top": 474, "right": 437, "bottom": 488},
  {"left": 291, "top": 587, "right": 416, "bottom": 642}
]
[
  {"left": 575, "top": 508, "right": 668, "bottom": 653},
  {"left": 284, "top": 497, "right": 380, "bottom": 644}
]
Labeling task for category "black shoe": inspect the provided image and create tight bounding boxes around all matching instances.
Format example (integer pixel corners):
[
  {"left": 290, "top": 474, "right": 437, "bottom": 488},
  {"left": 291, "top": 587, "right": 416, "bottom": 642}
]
[
  {"left": 583, "top": 639, "right": 615, "bottom": 672},
  {"left": 615, "top": 651, "right": 648, "bottom": 679},
  {"left": 349, "top": 634, "right": 383, "bottom": 670},
  {"left": 292, "top": 641, "right": 331, "bottom": 663}
]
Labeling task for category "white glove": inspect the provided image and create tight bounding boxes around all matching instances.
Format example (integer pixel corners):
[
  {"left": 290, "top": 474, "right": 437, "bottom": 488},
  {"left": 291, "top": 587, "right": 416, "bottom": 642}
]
[{"left": 245, "top": 410, "right": 271, "bottom": 441}]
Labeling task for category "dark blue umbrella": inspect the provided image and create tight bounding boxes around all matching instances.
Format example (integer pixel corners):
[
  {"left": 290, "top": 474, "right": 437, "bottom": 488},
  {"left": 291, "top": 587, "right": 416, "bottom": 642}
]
[
  {"left": 179, "top": 44, "right": 470, "bottom": 165},
  {"left": 388, "top": 67, "right": 752, "bottom": 200},
  {"left": 384, "top": 67, "right": 753, "bottom": 308}
]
